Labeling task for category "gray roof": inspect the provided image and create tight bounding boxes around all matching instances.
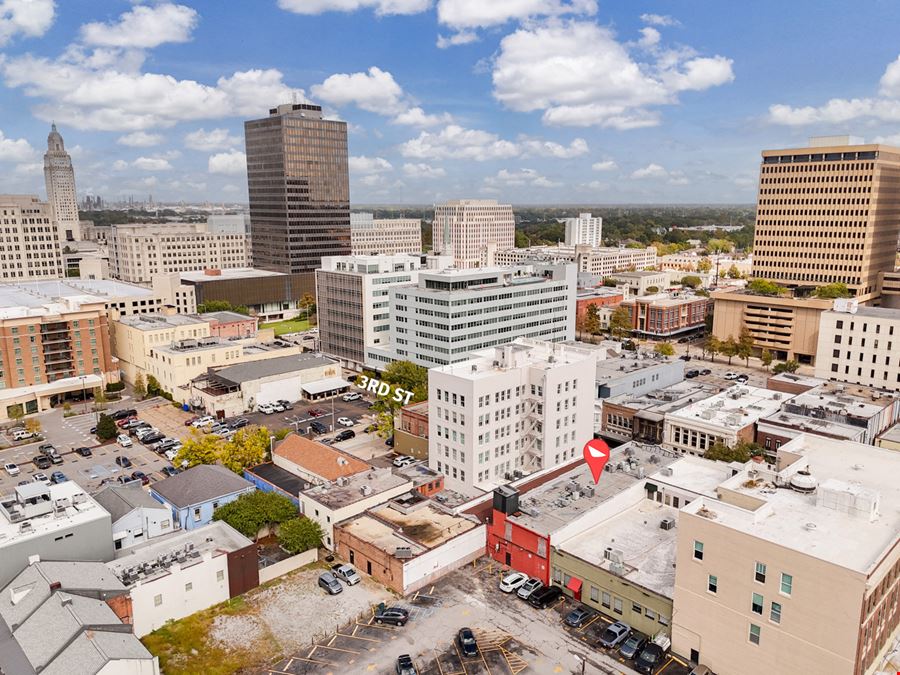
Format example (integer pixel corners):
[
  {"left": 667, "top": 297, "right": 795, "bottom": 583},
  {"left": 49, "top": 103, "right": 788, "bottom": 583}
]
[
  {"left": 43, "top": 630, "right": 153, "bottom": 675},
  {"left": 93, "top": 484, "right": 168, "bottom": 522},
  {"left": 211, "top": 352, "right": 336, "bottom": 385},
  {"left": 198, "top": 310, "right": 256, "bottom": 323},
  {"left": 151, "top": 464, "right": 254, "bottom": 509}
]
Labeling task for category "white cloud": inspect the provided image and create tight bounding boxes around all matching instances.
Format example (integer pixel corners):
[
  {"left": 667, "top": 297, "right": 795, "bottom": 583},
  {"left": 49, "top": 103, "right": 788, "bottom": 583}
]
[
  {"left": 80, "top": 3, "right": 198, "bottom": 49},
  {"left": 436, "top": 30, "right": 478, "bottom": 48},
  {"left": 583, "top": 180, "right": 609, "bottom": 190},
  {"left": 400, "top": 124, "right": 520, "bottom": 161},
  {"left": 184, "top": 127, "right": 241, "bottom": 151},
  {"left": 392, "top": 106, "right": 452, "bottom": 127},
  {"left": 117, "top": 131, "right": 163, "bottom": 147},
  {"left": 349, "top": 155, "right": 393, "bottom": 174},
  {"left": 208, "top": 150, "right": 246, "bottom": 175},
  {"left": 0, "top": 129, "right": 37, "bottom": 163},
  {"left": 0, "top": 0, "right": 55, "bottom": 47},
  {"left": 312, "top": 66, "right": 405, "bottom": 115},
  {"left": 631, "top": 163, "right": 667, "bottom": 179},
  {"left": 277, "top": 0, "right": 430, "bottom": 16},
  {"left": 519, "top": 137, "right": 588, "bottom": 158},
  {"left": 880, "top": 56, "right": 900, "bottom": 97},
  {"left": 112, "top": 159, "right": 129, "bottom": 171},
  {"left": 133, "top": 156, "right": 173, "bottom": 171},
  {"left": 640, "top": 13, "right": 679, "bottom": 27},
  {"left": 637, "top": 27, "right": 660, "bottom": 49},
  {"left": 403, "top": 162, "right": 446, "bottom": 178},
  {"left": 591, "top": 160, "right": 617, "bottom": 171},
  {"left": 492, "top": 21, "right": 733, "bottom": 129},
  {"left": 437, "top": 0, "right": 596, "bottom": 30},
  {"left": 486, "top": 168, "right": 561, "bottom": 189}
]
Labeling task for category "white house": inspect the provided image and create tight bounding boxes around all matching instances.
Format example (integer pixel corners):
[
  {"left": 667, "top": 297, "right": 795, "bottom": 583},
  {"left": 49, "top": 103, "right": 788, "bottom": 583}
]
[{"left": 93, "top": 484, "right": 174, "bottom": 551}]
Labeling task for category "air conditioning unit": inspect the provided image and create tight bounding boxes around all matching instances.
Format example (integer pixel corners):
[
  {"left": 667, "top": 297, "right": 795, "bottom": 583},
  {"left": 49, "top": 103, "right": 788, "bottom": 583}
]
[
  {"left": 661, "top": 467, "right": 674, "bottom": 477},
  {"left": 660, "top": 517, "right": 676, "bottom": 531}
]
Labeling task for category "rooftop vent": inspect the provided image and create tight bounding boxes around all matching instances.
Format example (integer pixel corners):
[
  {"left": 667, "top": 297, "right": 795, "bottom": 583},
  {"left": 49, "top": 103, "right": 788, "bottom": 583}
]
[
  {"left": 660, "top": 517, "right": 676, "bottom": 531},
  {"left": 789, "top": 470, "right": 818, "bottom": 494}
]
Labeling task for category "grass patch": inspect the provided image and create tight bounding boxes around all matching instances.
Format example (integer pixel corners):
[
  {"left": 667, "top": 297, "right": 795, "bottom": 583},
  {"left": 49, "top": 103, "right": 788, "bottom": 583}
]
[{"left": 259, "top": 318, "right": 310, "bottom": 336}]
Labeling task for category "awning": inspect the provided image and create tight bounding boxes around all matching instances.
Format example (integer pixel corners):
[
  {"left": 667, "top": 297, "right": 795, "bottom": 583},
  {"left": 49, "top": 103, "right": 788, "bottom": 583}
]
[
  {"left": 645, "top": 482, "right": 658, "bottom": 493},
  {"left": 566, "top": 577, "right": 583, "bottom": 593},
  {"left": 301, "top": 377, "right": 351, "bottom": 395}
]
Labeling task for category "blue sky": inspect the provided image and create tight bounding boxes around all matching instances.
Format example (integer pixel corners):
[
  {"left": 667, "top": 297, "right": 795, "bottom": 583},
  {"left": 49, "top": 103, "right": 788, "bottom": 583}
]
[{"left": 3, "top": 0, "right": 900, "bottom": 204}]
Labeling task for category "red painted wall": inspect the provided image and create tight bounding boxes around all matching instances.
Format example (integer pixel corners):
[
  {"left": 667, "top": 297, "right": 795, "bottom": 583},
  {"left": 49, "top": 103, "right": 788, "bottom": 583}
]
[{"left": 487, "top": 511, "right": 551, "bottom": 585}]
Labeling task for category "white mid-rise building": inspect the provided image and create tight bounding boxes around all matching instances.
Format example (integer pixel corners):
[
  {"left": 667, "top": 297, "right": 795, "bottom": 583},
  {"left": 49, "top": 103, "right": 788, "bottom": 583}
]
[
  {"left": 564, "top": 212, "right": 603, "bottom": 247},
  {"left": 433, "top": 199, "right": 515, "bottom": 268},
  {"left": 43, "top": 123, "right": 81, "bottom": 242},
  {"left": 0, "top": 195, "right": 62, "bottom": 281},
  {"left": 494, "top": 244, "right": 657, "bottom": 277},
  {"left": 350, "top": 212, "right": 422, "bottom": 255},
  {"left": 366, "top": 263, "right": 576, "bottom": 369},
  {"left": 428, "top": 338, "right": 597, "bottom": 492}
]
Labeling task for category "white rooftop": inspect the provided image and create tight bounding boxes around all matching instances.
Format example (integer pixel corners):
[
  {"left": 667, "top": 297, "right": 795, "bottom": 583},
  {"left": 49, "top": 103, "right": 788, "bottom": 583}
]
[
  {"left": 786, "top": 382, "right": 892, "bottom": 420},
  {"left": 180, "top": 267, "right": 285, "bottom": 281},
  {"left": 685, "top": 434, "right": 900, "bottom": 573},
  {"left": 667, "top": 385, "right": 791, "bottom": 430},
  {"left": 0, "top": 481, "right": 109, "bottom": 544},
  {"left": 648, "top": 455, "right": 733, "bottom": 498},
  {"left": 434, "top": 338, "right": 597, "bottom": 382},
  {"left": 0, "top": 279, "right": 154, "bottom": 319}
]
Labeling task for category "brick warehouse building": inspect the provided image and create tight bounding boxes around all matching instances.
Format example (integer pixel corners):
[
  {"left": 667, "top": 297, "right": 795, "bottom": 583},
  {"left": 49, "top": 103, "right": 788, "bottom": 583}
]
[{"left": 621, "top": 295, "right": 709, "bottom": 339}]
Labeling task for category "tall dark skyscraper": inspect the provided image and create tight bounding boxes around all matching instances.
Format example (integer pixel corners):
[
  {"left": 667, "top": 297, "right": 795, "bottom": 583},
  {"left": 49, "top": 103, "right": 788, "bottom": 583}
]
[{"left": 245, "top": 103, "right": 351, "bottom": 273}]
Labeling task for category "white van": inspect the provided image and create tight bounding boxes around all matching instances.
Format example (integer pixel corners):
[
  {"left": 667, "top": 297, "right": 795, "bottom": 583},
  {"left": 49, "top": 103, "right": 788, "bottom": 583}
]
[{"left": 11, "top": 428, "right": 35, "bottom": 441}]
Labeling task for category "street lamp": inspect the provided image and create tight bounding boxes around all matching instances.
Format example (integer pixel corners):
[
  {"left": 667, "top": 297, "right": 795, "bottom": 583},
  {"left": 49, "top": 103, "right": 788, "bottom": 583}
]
[{"left": 79, "top": 375, "right": 87, "bottom": 415}]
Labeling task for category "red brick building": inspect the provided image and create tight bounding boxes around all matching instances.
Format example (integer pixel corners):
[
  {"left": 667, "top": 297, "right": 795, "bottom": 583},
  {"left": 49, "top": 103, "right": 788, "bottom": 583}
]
[
  {"left": 622, "top": 295, "right": 709, "bottom": 338},
  {"left": 396, "top": 400, "right": 429, "bottom": 459},
  {"left": 575, "top": 288, "right": 624, "bottom": 323}
]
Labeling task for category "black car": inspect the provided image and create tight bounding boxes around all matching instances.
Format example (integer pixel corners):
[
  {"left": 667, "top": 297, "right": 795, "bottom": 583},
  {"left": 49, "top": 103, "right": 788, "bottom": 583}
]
[
  {"left": 374, "top": 607, "right": 410, "bottom": 626},
  {"left": 700, "top": 369, "right": 712, "bottom": 376},
  {"left": 310, "top": 421, "right": 328, "bottom": 434},
  {"left": 161, "top": 466, "right": 180, "bottom": 477},
  {"left": 230, "top": 417, "right": 249, "bottom": 429},
  {"left": 634, "top": 643, "right": 666, "bottom": 674},
  {"left": 115, "top": 456, "right": 133, "bottom": 468},
  {"left": 619, "top": 635, "right": 647, "bottom": 660},
  {"left": 335, "top": 429, "right": 355, "bottom": 442},
  {"left": 564, "top": 607, "right": 592, "bottom": 627},
  {"left": 111, "top": 408, "right": 137, "bottom": 420},
  {"left": 141, "top": 432, "right": 165, "bottom": 445},
  {"left": 131, "top": 470, "right": 150, "bottom": 485},
  {"left": 396, "top": 654, "right": 417, "bottom": 675},
  {"left": 456, "top": 628, "right": 478, "bottom": 657},
  {"left": 74, "top": 447, "right": 92, "bottom": 457},
  {"left": 32, "top": 455, "right": 51, "bottom": 470},
  {"left": 685, "top": 369, "right": 700, "bottom": 378},
  {"left": 528, "top": 585, "right": 563, "bottom": 609}
]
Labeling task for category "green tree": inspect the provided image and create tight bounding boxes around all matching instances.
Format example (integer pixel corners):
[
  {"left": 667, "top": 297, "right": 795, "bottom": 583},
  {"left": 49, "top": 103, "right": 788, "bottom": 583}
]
[
  {"left": 197, "top": 300, "right": 233, "bottom": 313},
  {"left": 654, "top": 342, "right": 675, "bottom": 357},
  {"left": 514, "top": 230, "right": 529, "bottom": 248},
  {"left": 706, "top": 335, "right": 722, "bottom": 362},
  {"left": 8, "top": 404, "right": 24, "bottom": 424},
  {"left": 299, "top": 293, "right": 316, "bottom": 321},
  {"left": 747, "top": 278, "right": 783, "bottom": 296},
  {"left": 133, "top": 373, "right": 146, "bottom": 399},
  {"left": 813, "top": 283, "right": 851, "bottom": 299},
  {"left": 737, "top": 328, "right": 754, "bottom": 367},
  {"left": 704, "top": 440, "right": 762, "bottom": 463},
  {"left": 681, "top": 275, "right": 702, "bottom": 289},
  {"left": 706, "top": 238, "right": 734, "bottom": 254},
  {"left": 278, "top": 517, "right": 324, "bottom": 554},
  {"left": 213, "top": 490, "right": 297, "bottom": 540},
  {"left": 145, "top": 374, "right": 163, "bottom": 397},
  {"left": 220, "top": 426, "right": 269, "bottom": 474},
  {"left": 721, "top": 336, "right": 739, "bottom": 365},
  {"left": 609, "top": 305, "right": 632, "bottom": 340},
  {"left": 760, "top": 349, "right": 773, "bottom": 371},
  {"left": 381, "top": 360, "right": 428, "bottom": 404},
  {"left": 96, "top": 413, "right": 118, "bottom": 441},
  {"left": 726, "top": 264, "right": 742, "bottom": 279},
  {"left": 583, "top": 304, "right": 601, "bottom": 335},
  {"left": 697, "top": 257, "right": 713, "bottom": 273},
  {"left": 273, "top": 427, "right": 292, "bottom": 442},
  {"left": 233, "top": 305, "right": 250, "bottom": 316},
  {"left": 601, "top": 277, "right": 618, "bottom": 288},
  {"left": 773, "top": 359, "right": 800, "bottom": 374},
  {"left": 174, "top": 431, "right": 223, "bottom": 468},
  {"left": 645, "top": 286, "right": 660, "bottom": 294}
]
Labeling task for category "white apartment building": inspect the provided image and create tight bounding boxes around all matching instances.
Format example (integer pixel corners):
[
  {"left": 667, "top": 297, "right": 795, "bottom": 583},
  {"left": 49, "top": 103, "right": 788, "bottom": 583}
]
[
  {"left": 0, "top": 195, "right": 62, "bottom": 281},
  {"left": 433, "top": 199, "right": 514, "bottom": 268},
  {"left": 316, "top": 254, "right": 451, "bottom": 369},
  {"left": 428, "top": 338, "right": 597, "bottom": 492},
  {"left": 350, "top": 212, "right": 422, "bottom": 255},
  {"left": 564, "top": 212, "right": 603, "bottom": 247},
  {"left": 366, "top": 263, "right": 576, "bottom": 369},
  {"left": 814, "top": 299, "right": 900, "bottom": 391},
  {"left": 43, "top": 124, "right": 81, "bottom": 242},
  {"left": 494, "top": 244, "right": 657, "bottom": 277},
  {"left": 109, "top": 222, "right": 251, "bottom": 284}
]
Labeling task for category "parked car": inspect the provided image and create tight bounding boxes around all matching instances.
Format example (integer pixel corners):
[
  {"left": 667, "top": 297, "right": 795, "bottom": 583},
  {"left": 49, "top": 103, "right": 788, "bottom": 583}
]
[
  {"left": 141, "top": 432, "right": 165, "bottom": 445},
  {"left": 128, "top": 422, "right": 152, "bottom": 435},
  {"left": 165, "top": 448, "right": 180, "bottom": 461},
  {"left": 395, "top": 654, "right": 417, "bottom": 675},
  {"left": 318, "top": 572, "right": 343, "bottom": 595},
  {"left": 17, "top": 480, "right": 30, "bottom": 487},
  {"left": 155, "top": 439, "right": 178, "bottom": 452},
  {"left": 528, "top": 585, "right": 563, "bottom": 609},
  {"left": 192, "top": 415, "right": 216, "bottom": 427},
  {"left": 392, "top": 455, "right": 415, "bottom": 468},
  {"left": 724, "top": 372, "right": 739, "bottom": 380},
  {"left": 517, "top": 578, "right": 543, "bottom": 600},
  {"left": 117, "top": 434, "right": 133, "bottom": 447},
  {"left": 230, "top": 417, "right": 249, "bottom": 429},
  {"left": 276, "top": 400, "right": 294, "bottom": 411},
  {"left": 33, "top": 472, "right": 51, "bottom": 485},
  {"left": 32, "top": 455, "right": 51, "bottom": 470},
  {"left": 307, "top": 407, "right": 326, "bottom": 417},
  {"left": 10, "top": 428, "right": 35, "bottom": 441},
  {"left": 684, "top": 369, "right": 700, "bottom": 379},
  {"left": 161, "top": 466, "right": 180, "bottom": 477},
  {"left": 677, "top": 337, "right": 691, "bottom": 344},
  {"left": 122, "top": 418, "right": 145, "bottom": 430},
  {"left": 337, "top": 417, "right": 354, "bottom": 427},
  {"left": 700, "top": 369, "right": 712, "bottom": 376},
  {"left": 115, "top": 456, "right": 133, "bottom": 468},
  {"left": 209, "top": 423, "right": 230, "bottom": 435},
  {"left": 598, "top": 621, "right": 632, "bottom": 649},
  {"left": 74, "top": 447, "right": 92, "bottom": 457},
  {"left": 374, "top": 607, "right": 409, "bottom": 626},
  {"left": 130, "top": 471, "right": 150, "bottom": 485},
  {"left": 679, "top": 355, "right": 691, "bottom": 361},
  {"left": 116, "top": 416, "right": 137, "bottom": 428},
  {"left": 271, "top": 403, "right": 286, "bottom": 413},
  {"left": 257, "top": 403, "right": 275, "bottom": 414},
  {"left": 48, "top": 453, "right": 64, "bottom": 465},
  {"left": 184, "top": 415, "right": 199, "bottom": 426},
  {"left": 618, "top": 635, "right": 647, "bottom": 660},
  {"left": 499, "top": 571, "right": 529, "bottom": 593},
  {"left": 4, "top": 463, "right": 20, "bottom": 476},
  {"left": 564, "top": 607, "right": 592, "bottom": 628},
  {"left": 135, "top": 427, "right": 159, "bottom": 441},
  {"left": 456, "top": 628, "right": 479, "bottom": 657},
  {"left": 38, "top": 443, "right": 57, "bottom": 456},
  {"left": 111, "top": 408, "right": 137, "bottom": 420},
  {"left": 634, "top": 642, "right": 667, "bottom": 674},
  {"left": 342, "top": 392, "right": 362, "bottom": 402},
  {"left": 736, "top": 374, "right": 750, "bottom": 383},
  {"left": 50, "top": 471, "right": 68, "bottom": 484},
  {"left": 331, "top": 564, "right": 361, "bottom": 585},
  {"left": 335, "top": 429, "right": 355, "bottom": 442},
  {"left": 385, "top": 435, "right": 394, "bottom": 447},
  {"left": 310, "top": 421, "right": 328, "bottom": 435}
]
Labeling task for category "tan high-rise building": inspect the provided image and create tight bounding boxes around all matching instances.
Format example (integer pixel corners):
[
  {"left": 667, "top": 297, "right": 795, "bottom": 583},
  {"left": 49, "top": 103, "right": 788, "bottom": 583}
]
[
  {"left": 0, "top": 195, "right": 63, "bottom": 281},
  {"left": 43, "top": 123, "right": 81, "bottom": 242},
  {"left": 753, "top": 136, "right": 900, "bottom": 300},
  {"left": 433, "top": 199, "right": 514, "bottom": 268}
]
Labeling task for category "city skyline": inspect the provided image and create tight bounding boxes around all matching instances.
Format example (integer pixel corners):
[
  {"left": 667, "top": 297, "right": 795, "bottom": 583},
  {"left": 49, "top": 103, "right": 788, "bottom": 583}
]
[{"left": 2, "top": 2, "right": 900, "bottom": 205}]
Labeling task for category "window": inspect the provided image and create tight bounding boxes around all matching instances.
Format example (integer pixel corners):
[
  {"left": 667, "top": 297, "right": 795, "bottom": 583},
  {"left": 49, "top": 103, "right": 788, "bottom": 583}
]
[
  {"left": 770, "top": 602, "right": 782, "bottom": 624},
  {"left": 693, "top": 541, "right": 704, "bottom": 561},
  {"left": 613, "top": 597, "right": 623, "bottom": 614},
  {"left": 632, "top": 602, "right": 642, "bottom": 613},
  {"left": 193, "top": 508, "right": 201, "bottom": 522},
  {"left": 601, "top": 591, "right": 611, "bottom": 608},
  {"left": 708, "top": 575, "right": 718, "bottom": 594},
  {"left": 590, "top": 586, "right": 599, "bottom": 602},
  {"left": 780, "top": 573, "right": 792, "bottom": 596},
  {"left": 217, "top": 570, "right": 225, "bottom": 582},
  {"left": 154, "top": 594, "right": 163, "bottom": 607},
  {"left": 749, "top": 624, "right": 761, "bottom": 645},
  {"left": 752, "top": 593, "right": 764, "bottom": 615},
  {"left": 755, "top": 562, "right": 767, "bottom": 583},
  {"left": 185, "top": 582, "right": 193, "bottom": 592}
]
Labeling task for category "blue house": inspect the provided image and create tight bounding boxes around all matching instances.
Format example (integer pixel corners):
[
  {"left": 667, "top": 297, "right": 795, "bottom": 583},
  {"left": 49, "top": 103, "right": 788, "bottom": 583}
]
[{"left": 150, "top": 464, "right": 255, "bottom": 530}]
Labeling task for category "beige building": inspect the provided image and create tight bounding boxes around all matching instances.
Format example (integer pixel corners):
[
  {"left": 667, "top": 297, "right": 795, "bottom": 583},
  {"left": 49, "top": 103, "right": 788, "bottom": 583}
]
[
  {"left": 43, "top": 123, "right": 81, "bottom": 242},
  {"left": 753, "top": 136, "right": 900, "bottom": 301},
  {"left": 607, "top": 271, "right": 669, "bottom": 296},
  {"left": 109, "top": 222, "right": 251, "bottom": 284},
  {"left": 494, "top": 244, "right": 657, "bottom": 278},
  {"left": 349, "top": 212, "right": 422, "bottom": 255},
  {"left": 433, "top": 199, "right": 514, "bottom": 268},
  {"left": 563, "top": 213, "right": 603, "bottom": 247},
  {"left": 672, "top": 434, "right": 900, "bottom": 675},
  {"left": 0, "top": 195, "right": 63, "bottom": 281},
  {"left": 112, "top": 310, "right": 210, "bottom": 384}
]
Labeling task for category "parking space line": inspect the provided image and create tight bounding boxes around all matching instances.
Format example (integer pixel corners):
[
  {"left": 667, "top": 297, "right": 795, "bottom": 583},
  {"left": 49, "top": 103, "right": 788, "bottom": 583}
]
[
  {"left": 311, "top": 644, "right": 361, "bottom": 655},
  {"left": 478, "top": 648, "right": 494, "bottom": 675},
  {"left": 656, "top": 657, "right": 675, "bottom": 674},
  {"left": 670, "top": 653, "right": 689, "bottom": 666},
  {"left": 578, "top": 614, "right": 601, "bottom": 632},
  {"left": 356, "top": 621, "right": 395, "bottom": 630},
  {"left": 335, "top": 632, "right": 381, "bottom": 643}
]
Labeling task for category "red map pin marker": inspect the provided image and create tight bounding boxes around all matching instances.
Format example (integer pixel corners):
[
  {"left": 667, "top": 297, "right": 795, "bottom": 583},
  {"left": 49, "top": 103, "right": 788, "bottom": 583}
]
[{"left": 583, "top": 438, "right": 610, "bottom": 484}]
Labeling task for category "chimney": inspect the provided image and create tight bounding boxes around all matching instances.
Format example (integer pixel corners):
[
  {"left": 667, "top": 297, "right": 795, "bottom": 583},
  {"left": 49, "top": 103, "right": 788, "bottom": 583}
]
[{"left": 49, "top": 581, "right": 61, "bottom": 592}]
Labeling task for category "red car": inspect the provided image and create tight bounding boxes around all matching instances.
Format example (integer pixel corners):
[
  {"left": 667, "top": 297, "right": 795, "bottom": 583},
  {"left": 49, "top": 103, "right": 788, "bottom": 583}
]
[
  {"left": 116, "top": 416, "right": 136, "bottom": 428},
  {"left": 184, "top": 416, "right": 199, "bottom": 426},
  {"left": 307, "top": 408, "right": 326, "bottom": 417}
]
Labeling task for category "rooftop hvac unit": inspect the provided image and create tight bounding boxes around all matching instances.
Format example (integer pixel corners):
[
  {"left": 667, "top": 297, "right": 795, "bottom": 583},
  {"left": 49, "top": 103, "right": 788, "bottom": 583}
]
[
  {"left": 660, "top": 517, "right": 676, "bottom": 531},
  {"left": 661, "top": 467, "right": 674, "bottom": 477},
  {"left": 394, "top": 546, "right": 414, "bottom": 559},
  {"left": 604, "top": 548, "right": 625, "bottom": 564},
  {"left": 360, "top": 485, "right": 372, "bottom": 496},
  {"left": 609, "top": 561, "right": 626, "bottom": 576},
  {"left": 581, "top": 485, "right": 595, "bottom": 497}
]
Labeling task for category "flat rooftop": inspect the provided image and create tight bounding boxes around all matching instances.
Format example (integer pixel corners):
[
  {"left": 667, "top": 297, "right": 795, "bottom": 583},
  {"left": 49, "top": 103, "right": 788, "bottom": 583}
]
[
  {"left": 595, "top": 352, "right": 676, "bottom": 379},
  {"left": 507, "top": 444, "right": 677, "bottom": 536},
  {"left": 667, "top": 385, "right": 791, "bottom": 430},
  {"left": 648, "top": 455, "right": 734, "bottom": 498},
  {"left": 877, "top": 423, "right": 900, "bottom": 445},
  {"left": 302, "top": 468, "right": 410, "bottom": 509},
  {"left": 433, "top": 338, "right": 597, "bottom": 382},
  {"left": 785, "top": 382, "right": 892, "bottom": 419},
  {"left": 180, "top": 268, "right": 284, "bottom": 282},
  {"left": 826, "top": 305, "right": 900, "bottom": 320},
  {"left": 688, "top": 434, "right": 900, "bottom": 573},
  {"left": 209, "top": 352, "right": 336, "bottom": 386},
  {"left": 604, "top": 381, "right": 720, "bottom": 418},
  {"left": 627, "top": 295, "right": 704, "bottom": 307},
  {"left": 559, "top": 499, "right": 680, "bottom": 598},
  {"left": 9, "top": 278, "right": 154, "bottom": 300},
  {"left": 370, "top": 501, "right": 478, "bottom": 548},
  {"left": 759, "top": 410, "right": 867, "bottom": 442},
  {"left": 767, "top": 372, "right": 826, "bottom": 389},
  {"left": 0, "top": 481, "right": 108, "bottom": 543},
  {"left": 117, "top": 312, "right": 207, "bottom": 331}
]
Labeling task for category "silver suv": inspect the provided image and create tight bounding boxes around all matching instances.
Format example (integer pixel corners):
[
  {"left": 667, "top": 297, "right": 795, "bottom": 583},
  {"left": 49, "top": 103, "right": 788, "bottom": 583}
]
[{"left": 318, "top": 572, "right": 343, "bottom": 595}]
